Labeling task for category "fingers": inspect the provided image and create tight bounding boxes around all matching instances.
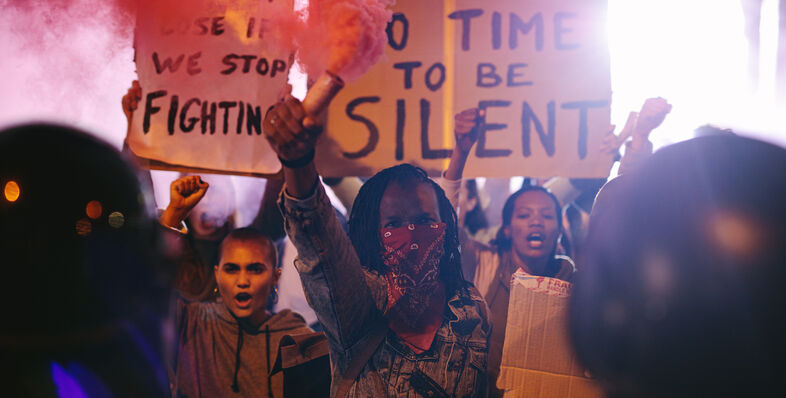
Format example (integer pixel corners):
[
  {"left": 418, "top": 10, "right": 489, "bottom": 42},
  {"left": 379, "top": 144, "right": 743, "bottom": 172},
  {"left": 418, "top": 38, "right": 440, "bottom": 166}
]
[
  {"left": 122, "top": 80, "right": 142, "bottom": 115},
  {"left": 640, "top": 97, "right": 671, "bottom": 118},
  {"left": 171, "top": 175, "right": 208, "bottom": 198},
  {"left": 263, "top": 99, "right": 320, "bottom": 161},
  {"left": 279, "top": 97, "right": 305, "bottom": 135},
  {"left": 635, "top": 97, "right": 671, "bottom": 136},
  {"left": 454, "top": 108, "right": 484, "bottom": 134}
]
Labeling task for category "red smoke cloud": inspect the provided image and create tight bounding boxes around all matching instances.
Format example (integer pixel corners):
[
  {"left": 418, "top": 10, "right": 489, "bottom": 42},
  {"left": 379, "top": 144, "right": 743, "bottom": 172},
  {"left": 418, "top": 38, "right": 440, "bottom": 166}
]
[
  {"left": 280, "top": 0, "right": 395, "bottom": 81},
  {"left": 0, "top": 0, "right": 393, "bottom": 144}
]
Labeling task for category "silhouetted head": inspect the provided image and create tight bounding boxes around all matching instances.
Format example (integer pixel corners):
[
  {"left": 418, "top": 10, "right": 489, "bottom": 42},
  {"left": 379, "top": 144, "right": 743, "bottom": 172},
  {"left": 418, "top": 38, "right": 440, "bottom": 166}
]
[
  {"left": 571, "top": 135, "right": 786, "bottom": 397},
  {"left": 0, "top": 124, "right": 169, "bottom": 395}
]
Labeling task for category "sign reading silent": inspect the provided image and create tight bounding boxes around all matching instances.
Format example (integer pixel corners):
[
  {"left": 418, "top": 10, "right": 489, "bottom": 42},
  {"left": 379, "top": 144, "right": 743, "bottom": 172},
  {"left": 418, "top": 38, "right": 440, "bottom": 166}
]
[{"left": 319, "top": 0, "right": 613, "bottom": 178}]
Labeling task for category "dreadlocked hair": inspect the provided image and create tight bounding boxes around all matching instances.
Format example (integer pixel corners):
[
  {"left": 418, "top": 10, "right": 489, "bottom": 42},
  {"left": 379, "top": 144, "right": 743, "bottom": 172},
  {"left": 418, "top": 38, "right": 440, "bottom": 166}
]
[{"left": 348, "top": 164, "right": 466, "bottom": 299}]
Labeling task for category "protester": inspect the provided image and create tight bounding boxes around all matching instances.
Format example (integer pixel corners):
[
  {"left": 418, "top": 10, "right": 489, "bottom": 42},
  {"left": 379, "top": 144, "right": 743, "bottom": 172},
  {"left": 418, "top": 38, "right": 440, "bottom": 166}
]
[
  {"left": 160, "top": 175, "right": 329, "bottom": 397},
  {"left": 123, "top": 80, "right": 291, "bottom": 302},
  {"left": 571, "top": 134, "right": 786, "bottom": 397},
  {"left": 555, "top": 97, "right": 673, "bottom": 260},
  {"left": 436, "top": 108, "right": 574, "bottom": 397},
  {"left": 0, "top": 124, "right": 170, "bottom": 396},
  {"left": 264, "top": 96, "right": 490, "bottom": 397}
]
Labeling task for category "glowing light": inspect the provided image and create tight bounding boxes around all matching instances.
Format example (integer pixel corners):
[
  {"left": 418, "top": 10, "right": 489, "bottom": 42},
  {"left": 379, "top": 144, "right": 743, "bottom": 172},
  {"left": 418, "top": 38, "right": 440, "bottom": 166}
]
[
  {"left": 108, "top": 211, "right": 125, "bottom": 228},
  {"left": 708, "top": 212, "right": 761, "bottom": 257},
  {"left": 4, "top": 181, "right": 20, "bottom": 202},
  {"left": 85, "top": 200, "right": 102, "bottom": 219},
  {"left": 606, "top": 0, "right": 764, "bottom": 150},
  {"left": 75, "top": 218, "right": 92, "bottom": 237}
]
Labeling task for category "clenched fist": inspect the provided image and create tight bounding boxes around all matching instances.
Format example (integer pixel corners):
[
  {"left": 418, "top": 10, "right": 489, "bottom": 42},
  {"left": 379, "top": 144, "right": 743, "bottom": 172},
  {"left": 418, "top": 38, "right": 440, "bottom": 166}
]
[
  {"left": 160, "top": 175, "right": 209, "bottom": 229},
  {"left": 263, "top": 96, "right": 323, "bottom": 164}
]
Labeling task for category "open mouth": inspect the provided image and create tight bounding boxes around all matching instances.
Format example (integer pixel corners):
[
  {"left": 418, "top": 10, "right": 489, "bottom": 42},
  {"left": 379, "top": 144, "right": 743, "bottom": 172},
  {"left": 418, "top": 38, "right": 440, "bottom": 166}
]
[
  {"left": 526, "top": 233, "right": 545, "bottom": 248},
  {"left": 234, "top": 293, "right": 252, "bottom": 308}
]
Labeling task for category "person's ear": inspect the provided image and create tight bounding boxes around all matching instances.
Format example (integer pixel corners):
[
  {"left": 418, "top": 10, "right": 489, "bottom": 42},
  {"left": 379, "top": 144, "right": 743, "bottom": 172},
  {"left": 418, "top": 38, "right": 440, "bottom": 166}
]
[
  {"left": 214, "top": 265, "right": 220, "bottom": 285},
  {"left": 503, "top": 226, "right": 511, "bottom": 240},
  {"left": 274, "top": 267, "right": 282, "bottom": 284}
]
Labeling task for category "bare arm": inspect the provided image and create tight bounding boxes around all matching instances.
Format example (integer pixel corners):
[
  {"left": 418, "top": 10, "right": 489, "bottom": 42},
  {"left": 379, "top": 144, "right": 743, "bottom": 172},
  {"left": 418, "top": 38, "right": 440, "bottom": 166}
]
[
  {"left": 251, "top": 175, "right": 286, "bottom": 241},
  {"left": 619, "top": 97, "right": 672, "bottom": 175}
]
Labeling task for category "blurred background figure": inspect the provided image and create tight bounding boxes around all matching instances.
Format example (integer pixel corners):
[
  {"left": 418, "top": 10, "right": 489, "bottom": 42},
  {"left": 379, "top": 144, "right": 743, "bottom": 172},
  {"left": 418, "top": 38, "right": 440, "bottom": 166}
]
[
  {"left": 0, "top": 124, "right": 171, "bottom": 397},
  {"left": 571, "top": 134, "right": 786, "bottom": 397}
]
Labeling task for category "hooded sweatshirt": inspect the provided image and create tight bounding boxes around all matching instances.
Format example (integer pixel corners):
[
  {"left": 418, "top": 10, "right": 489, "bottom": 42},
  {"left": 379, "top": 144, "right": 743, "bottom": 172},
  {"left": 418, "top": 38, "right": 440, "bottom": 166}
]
[{"left": 172, "top": 300, "right": 313, "bottom": 398}]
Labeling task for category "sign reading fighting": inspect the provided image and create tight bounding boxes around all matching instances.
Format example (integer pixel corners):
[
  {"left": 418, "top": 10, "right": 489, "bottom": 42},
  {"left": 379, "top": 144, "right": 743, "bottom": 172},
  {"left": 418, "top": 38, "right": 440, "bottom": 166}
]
[{"left": 128, "top": 0, "right": 294, "bottom": 175}]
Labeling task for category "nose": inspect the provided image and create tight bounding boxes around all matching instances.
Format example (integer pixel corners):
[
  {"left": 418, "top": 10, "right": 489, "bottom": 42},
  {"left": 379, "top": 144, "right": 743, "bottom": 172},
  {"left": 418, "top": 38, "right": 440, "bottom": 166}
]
[
  {"left": 529, "top": 215, "right": 544, "bottom": 227},
  {"left": 236, "top": 271, "right": 250, "bottom": 288}
]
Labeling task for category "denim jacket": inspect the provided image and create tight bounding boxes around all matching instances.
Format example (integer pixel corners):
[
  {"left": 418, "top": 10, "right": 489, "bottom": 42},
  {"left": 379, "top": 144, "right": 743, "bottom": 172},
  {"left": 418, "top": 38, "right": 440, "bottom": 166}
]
[{"left": 279, "top": 183, "right": 490, "bottom": 397}]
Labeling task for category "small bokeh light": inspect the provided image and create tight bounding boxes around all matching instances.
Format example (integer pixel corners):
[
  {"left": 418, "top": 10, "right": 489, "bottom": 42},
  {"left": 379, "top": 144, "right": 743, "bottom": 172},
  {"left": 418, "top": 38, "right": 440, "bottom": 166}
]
[
  {"left": 108, "top": 211, "right": 125, "bottom": 229},
  {"left": 4, "top": 181, "right": 20, "bottom": 202},
  {"left": 86, "top": 200, "right": 103, "bottom": 219},
  {"left": 75, "top": 218, "right": 92, "bottom": 236}
]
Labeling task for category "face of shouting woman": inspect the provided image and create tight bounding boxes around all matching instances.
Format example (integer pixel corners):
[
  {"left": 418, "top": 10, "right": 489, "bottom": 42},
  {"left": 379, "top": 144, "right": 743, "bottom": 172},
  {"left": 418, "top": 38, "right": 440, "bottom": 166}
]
[
  {"left": 215, "top": 238, "right": 279, "bottom": 327},
  {"left": 505, "top": 190, "right": 561, "bottom": 271}
]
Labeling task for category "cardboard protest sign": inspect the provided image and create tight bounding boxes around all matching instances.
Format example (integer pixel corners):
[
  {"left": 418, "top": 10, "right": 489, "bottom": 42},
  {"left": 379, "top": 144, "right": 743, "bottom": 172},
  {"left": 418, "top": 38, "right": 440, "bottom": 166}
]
[
  {"left": 319, "top": 0, "right": 612, "bottom": 177},
  {"left": 498, "top": 272, "right": 602, "bottom": 398},
  {"left": 128, "top": 0, "right": 293, "bottom": 176},
  {"left": 317, "top": 0, "right": 450, "bottom": 177}
]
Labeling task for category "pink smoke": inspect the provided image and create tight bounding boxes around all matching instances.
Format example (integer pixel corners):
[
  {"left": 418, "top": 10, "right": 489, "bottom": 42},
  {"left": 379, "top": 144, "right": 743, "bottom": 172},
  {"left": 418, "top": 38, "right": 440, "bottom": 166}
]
[{"left": 280, "top": 0, "right": 395, "bottom": 81}]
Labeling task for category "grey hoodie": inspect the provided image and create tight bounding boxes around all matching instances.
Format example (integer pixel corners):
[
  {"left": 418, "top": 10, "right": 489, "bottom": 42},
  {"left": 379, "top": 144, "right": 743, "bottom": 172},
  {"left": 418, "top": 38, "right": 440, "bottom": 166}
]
[{"left": 172, "top": 300, "right": 313, "bottom": 398}]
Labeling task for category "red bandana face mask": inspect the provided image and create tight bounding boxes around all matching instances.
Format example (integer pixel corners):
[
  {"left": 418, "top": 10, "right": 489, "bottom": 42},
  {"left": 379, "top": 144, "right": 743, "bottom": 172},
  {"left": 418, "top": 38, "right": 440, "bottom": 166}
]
[{"left": 380, "top": 222, "right": 446, "bottom": 321}]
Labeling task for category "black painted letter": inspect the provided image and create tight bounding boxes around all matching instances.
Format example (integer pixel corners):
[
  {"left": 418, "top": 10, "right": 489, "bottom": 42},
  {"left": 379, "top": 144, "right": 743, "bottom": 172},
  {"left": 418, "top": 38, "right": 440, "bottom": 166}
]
[{"left": 344, "top": 97, "right": 381, "bottom": 159}]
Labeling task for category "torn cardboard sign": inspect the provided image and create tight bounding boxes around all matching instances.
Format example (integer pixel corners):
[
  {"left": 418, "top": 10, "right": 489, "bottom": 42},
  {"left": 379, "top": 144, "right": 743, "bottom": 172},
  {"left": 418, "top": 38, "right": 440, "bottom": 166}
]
[{"left": 498, "top": 272, "right": 603, "bottom": 398}]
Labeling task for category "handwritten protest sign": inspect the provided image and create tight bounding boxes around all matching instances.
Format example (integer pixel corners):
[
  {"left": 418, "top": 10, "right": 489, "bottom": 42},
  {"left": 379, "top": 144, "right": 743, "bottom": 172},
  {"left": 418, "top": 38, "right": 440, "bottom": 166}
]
[
  {"left": 128, "top": 0, "right": 293, "bottom": 175},
  {"left": 316, "top": 0, "right": 449, "bottom": 177},
  {"left": 497, "top": 271, "right": 602, "bottom": 398},
  {"left": 318, "top": 0, "right": 612, "bottom": 177}
]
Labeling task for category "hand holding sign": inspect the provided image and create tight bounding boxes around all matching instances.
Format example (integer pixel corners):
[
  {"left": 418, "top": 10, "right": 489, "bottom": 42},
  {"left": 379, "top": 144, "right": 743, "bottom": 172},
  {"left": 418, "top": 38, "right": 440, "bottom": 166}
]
[
  {"left": 161, "top": 175, "right": 209, "bottom": 229},
  {"left": 122, "top": 80, "right": 142, "bottom": 126}
]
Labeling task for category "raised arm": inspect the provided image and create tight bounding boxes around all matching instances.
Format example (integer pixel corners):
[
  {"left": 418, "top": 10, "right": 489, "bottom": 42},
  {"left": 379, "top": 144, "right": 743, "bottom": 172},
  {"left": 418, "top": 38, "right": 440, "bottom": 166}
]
[
  {"left": 157, "top": 175, "right": 217, "bottom": 301},
  {"left": 264, "top": 96, "right": 382, "bottom": 372},
  {"left": 250, "top": 175, "right": 286, "bottom": 241},
  {"left": 619, "top": 97, "right": 671, "bottom": 175},
  {"left": 438, "top": 108, "right": 494, "bottom": 282}
]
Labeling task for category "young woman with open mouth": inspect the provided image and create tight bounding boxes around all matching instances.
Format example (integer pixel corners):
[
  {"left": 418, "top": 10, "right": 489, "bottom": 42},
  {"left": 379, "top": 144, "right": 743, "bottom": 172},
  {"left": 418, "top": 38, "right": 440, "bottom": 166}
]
[{"left": 438, "top": 108, "right": 575, "bottom": 398}]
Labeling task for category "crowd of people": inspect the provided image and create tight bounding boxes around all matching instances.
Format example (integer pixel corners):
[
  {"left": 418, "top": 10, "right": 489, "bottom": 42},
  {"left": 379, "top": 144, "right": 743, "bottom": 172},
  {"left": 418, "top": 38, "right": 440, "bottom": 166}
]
[{"left": 1, "top": 82, "right": 784, "bottom": 398}]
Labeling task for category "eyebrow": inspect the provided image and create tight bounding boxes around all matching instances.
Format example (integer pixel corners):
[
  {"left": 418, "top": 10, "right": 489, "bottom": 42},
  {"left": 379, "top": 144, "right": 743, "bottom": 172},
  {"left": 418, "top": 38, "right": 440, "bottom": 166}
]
[
  {"left": 221, "top": 262, "right": 268, "bottom": 268},
  {"left": 516, "top": 206, "right": 557, "bottom": 212}
]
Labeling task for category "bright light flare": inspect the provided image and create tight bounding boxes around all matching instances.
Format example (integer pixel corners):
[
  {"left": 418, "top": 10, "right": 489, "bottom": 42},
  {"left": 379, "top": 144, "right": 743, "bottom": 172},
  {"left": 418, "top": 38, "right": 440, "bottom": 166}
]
[{"left": 606, "top": 0, "right": 771, "bottom": 149}]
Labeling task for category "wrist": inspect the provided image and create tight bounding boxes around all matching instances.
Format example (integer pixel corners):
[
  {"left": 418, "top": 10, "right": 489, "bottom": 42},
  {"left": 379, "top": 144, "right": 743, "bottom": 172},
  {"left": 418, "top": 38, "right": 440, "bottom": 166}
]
[
  {"left": 279, "top": 148, "right": 315, "bottom": 169},
  {"left": 160, "top": 206, "right": 187, "bottom": 229}
]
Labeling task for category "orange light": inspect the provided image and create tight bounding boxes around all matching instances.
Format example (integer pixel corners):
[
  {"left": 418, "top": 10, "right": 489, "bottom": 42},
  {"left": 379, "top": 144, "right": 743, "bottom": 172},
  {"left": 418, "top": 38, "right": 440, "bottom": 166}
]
[
  {"left": 4, "top": 181, "right": 20, "bottom": 202},
  {"left": 86, "top": 200, "right": 103, "bottom": 219},
  {"left": 75, "top": 218, "right": 92, "bottom": 236}
]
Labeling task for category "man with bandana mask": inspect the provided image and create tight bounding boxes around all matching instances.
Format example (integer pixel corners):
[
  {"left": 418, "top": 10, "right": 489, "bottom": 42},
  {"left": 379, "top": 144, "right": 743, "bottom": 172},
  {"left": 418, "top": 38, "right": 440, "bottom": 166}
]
[{"left": 264, "top": 96, "right": 490, "bottom": 397}]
